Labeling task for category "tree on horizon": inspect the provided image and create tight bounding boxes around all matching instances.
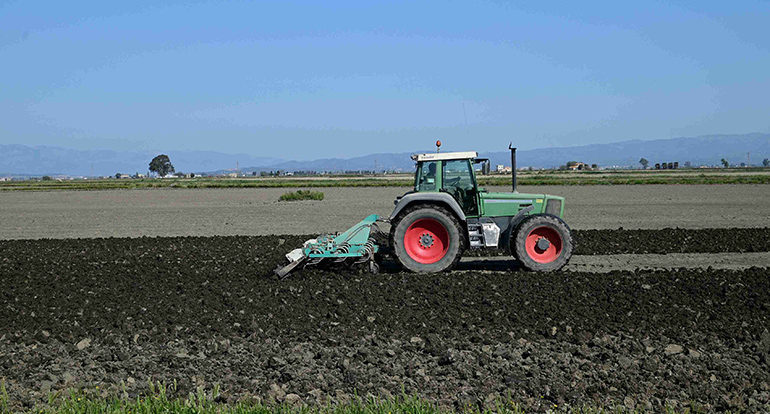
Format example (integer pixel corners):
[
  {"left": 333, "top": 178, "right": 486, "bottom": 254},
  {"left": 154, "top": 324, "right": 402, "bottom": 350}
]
[{"left": 149, "top": 154, "right": 175, "bottom": 177}]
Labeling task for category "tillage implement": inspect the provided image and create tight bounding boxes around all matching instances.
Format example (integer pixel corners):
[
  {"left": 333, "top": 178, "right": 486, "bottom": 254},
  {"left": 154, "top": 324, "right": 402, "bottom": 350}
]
[{"left": 275, "top": 142, "right": 574, "bottom": 277}]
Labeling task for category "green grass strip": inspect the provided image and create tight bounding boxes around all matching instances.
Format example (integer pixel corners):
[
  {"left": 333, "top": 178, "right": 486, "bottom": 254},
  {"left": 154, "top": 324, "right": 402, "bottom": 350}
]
[
  {"left": 0, "top": 379, "right": 724, "bottom": 414},
  {"left": 2, "top": 174, "right": 770, "bottom": 192},
  {"left": 279, "top": 190, "right": 325, "bottom": 201}
]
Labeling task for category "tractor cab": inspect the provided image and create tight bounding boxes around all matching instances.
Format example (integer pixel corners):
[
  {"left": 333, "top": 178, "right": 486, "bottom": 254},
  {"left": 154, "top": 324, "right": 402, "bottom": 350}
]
[{"left": 411, "top": 151, "right": 484, "bottom": 216}]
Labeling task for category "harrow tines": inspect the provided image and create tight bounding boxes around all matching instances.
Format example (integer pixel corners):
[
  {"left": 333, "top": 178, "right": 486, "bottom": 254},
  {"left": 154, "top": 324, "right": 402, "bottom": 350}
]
[
  {"left": 356, "top": 238, "right": 377, "bottom": 264},
  {"left": 333, "top": 242, "right": 351, "bottom": 263},
  {"left": 306, "top": 247, "right": 324, "bottom": 266}
]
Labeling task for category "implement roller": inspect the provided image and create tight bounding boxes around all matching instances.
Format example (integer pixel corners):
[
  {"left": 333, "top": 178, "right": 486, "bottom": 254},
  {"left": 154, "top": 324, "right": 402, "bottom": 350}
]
[{"left": 275, "top": 142, "right": 575, "bottom": 277}]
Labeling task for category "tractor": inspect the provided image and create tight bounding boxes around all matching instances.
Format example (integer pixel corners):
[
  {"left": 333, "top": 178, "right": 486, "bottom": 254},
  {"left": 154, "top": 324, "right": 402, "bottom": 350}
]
[{"left": 275, "top": 142, "right": 574, "bottom": 277}]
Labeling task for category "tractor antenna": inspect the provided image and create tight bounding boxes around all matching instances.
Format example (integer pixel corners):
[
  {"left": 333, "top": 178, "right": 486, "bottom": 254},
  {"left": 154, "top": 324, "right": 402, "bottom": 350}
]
[{"left": 509, "top": 143, "right": 518, "bottom": 193}]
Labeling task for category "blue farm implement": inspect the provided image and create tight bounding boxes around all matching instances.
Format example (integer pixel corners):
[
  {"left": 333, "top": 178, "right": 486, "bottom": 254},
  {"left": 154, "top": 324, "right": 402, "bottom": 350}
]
[{"left": 275, "top": 214, "right": 384, "bottom": 278}]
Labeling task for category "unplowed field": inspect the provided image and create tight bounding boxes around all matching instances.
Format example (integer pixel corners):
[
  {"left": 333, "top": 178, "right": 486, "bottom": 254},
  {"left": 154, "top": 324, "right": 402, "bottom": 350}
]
[
  {"left": 3, "top": 185, "right": 770, "bottom": 240},
  {"left": 2, "top": 228, "right": 770, "bottom": 412}
]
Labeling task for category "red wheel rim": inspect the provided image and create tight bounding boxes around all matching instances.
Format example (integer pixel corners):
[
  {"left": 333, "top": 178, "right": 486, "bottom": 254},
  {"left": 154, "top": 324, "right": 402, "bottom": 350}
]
[
  {"left": 525, "top": 226, "right": 563, "bottom": 264},
  {"left": 404, "top": 218, "right": 449, "bottom": 264}
]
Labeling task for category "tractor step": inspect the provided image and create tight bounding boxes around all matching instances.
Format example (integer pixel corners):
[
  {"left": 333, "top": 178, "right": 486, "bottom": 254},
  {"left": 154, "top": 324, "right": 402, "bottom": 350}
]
[
  {"left": 467, "top": 219, "right": 501, "bottom": 248},
  {"left": 467, "top": 223, "right": 484, "bottom": 248}
]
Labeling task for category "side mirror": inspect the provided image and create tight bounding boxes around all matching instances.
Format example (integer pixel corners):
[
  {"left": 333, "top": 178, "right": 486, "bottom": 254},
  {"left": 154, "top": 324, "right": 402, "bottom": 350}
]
[{"left": 474, "top": 158, "right": 491, "bottom": 175}]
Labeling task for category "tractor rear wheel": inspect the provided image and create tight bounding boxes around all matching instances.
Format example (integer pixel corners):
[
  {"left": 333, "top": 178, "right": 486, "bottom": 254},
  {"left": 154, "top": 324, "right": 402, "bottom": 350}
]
[
  {"left": 511, "top": 214, "right": 573, "bottom": 272},
  {"left": 391, "top": 205, "right": 464, "bottom": 273}
]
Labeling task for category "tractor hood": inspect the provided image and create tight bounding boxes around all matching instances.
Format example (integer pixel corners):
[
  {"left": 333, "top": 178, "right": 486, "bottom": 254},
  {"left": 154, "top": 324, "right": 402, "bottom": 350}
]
[
  {"left": 480, "top": 192, "right": 564, "bottom": 218},
  {"left": 481, "top": 191, "right": 545, "bottom": 201}
]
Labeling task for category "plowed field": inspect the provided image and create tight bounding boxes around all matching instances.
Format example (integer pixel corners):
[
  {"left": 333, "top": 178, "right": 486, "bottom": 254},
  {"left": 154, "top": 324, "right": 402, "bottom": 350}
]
[{"left": 2, "top": 229, "right": 770, "bottom": 412}]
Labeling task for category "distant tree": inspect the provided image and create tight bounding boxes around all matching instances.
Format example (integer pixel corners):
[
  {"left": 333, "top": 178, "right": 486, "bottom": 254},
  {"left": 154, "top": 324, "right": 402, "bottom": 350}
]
[
  {"left": 740, "top": 162, "right": 746, "bottom": 167},
  {"left": 115, "top": 173, "right": 122, "bottom": 179},
  {"left": 42, "top": 175, "right": 52, "bottom": 181},
  {"left": 684, "top": 161, "right": 692, "bottom": 168},
  {"left": 591, "top": 164, "right": 598, "bottom": 170},
  {"left": 190, "top": 173, "right": 195, "bottom": 178},
  {"left": 655, "top": 163, "right": 660, "bottom": 170},
  {"left": 763, "top": 158, "right": 769, "bottom": 167},
  {"left": 566, "top": 161, "right": 579, "bottom": 168},
  {"left": 175, "top": 172, "right": 185, "bottom": 177},
  {"left": 149, "top": 154, "right": 175, "bottom": 177},
  {"left": 639, "top": 158, "right": 649, "bottom": 169},
  {"left": 721, "top": 158, "right": 729, "bottom": 168}
]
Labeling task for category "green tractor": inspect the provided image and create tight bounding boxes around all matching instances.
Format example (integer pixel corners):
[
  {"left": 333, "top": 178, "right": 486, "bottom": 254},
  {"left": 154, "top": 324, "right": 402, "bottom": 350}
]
[{"left": 275, "top": 143, "right": 574, "bottom": 277}]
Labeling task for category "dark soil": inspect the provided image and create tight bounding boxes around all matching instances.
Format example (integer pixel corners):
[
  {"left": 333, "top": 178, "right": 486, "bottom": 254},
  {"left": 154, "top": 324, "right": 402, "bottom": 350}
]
[
  {"left": 466, "top": 227, "right": 770, "bottom": 257},
  {"left": 574, "top": 227, "right": 770, "bottom": 255},
  {"left": 1, "top": 234, "right": 769, "bottom": 412}
]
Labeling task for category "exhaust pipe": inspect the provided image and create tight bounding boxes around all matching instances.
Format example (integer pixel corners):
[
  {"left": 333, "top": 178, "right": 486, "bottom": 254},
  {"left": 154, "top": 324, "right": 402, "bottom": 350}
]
[{"left": 509, "top": 143, "right": 517, "bottom": 193}]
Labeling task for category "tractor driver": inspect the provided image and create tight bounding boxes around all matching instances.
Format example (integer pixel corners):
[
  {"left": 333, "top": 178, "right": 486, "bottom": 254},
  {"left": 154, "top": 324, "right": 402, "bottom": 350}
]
[{"left": 418, "top": 161, "right": 437, "bottom": 191}]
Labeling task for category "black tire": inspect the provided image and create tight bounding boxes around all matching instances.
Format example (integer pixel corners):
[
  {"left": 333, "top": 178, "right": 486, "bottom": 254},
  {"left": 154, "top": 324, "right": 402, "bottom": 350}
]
[
  {"left": 390, "top": 205, "right": 464, "bottom": 273},
  {"left": 511, "top": 214, "right": 573, "bottom": 272}
]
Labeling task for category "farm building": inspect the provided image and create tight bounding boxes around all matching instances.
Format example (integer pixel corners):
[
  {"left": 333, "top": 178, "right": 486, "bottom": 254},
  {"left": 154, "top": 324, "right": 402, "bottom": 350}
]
[{"left": 568, "top": 162, "right": 589, "bottom": 171}]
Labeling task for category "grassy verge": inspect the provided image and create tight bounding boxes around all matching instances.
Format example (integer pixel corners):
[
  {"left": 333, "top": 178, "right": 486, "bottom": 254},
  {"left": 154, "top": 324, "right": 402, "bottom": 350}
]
[
  {"left": 2, "top": 173, "right": 770, "bottom": 192},
  {"left": 480, "top": 174, "right": 770, "bottom": 186},
  {"left": 1, "top": 380, "right": 7, "bottom": 413},
  {"left": 0, "top": 380, "right": 722, "bottom": 414},
  {"left": 0, "top": 178, "right": 412, "bottom": 191},
  {"left": 279, "top": 190, "right": 325, "bottom": 201}
]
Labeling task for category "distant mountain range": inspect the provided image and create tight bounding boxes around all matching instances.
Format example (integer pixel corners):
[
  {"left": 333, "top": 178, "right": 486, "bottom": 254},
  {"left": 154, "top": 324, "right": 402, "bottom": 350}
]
[
  {"left": 489, "top": 133, "right": 770, "bottom": 170},
  {"left": 1, "top": 133, "right": 768, "bottom": 176},
  {"left": 0, "top": 145, "right": 283, "bottom": 176}
]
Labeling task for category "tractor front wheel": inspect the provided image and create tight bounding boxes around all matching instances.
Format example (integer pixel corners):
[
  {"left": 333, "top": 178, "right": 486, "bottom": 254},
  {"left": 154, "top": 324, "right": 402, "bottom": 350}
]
[
  {"left": 391, "top": 205, "right": 463, "bottom": 273},
  {"left": 511, "top": 214, "right": 573, "bottom": 272}
]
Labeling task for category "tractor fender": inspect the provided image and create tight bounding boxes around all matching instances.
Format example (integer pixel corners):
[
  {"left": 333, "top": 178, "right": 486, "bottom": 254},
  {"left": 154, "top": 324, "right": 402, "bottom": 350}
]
[
  {"left": 508, "top": 204, "right": 536, "bottom": 230},
  {"left": 477, "top": 204, "right": 536, "bottom": 249},
  {"left": 389, "top": 192, "right": 466, "bottom": 222}
]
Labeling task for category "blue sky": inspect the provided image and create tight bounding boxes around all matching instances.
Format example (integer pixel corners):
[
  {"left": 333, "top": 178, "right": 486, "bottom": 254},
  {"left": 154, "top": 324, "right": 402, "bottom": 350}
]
[{"left": 1, "top": 0, "right": 769, "bottom": 160}]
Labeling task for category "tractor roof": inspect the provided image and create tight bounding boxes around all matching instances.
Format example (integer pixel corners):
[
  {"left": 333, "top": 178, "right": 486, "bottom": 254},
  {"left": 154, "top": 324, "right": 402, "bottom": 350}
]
[{"left": 411, "top": 151, "right": 478, "bottom": 162}]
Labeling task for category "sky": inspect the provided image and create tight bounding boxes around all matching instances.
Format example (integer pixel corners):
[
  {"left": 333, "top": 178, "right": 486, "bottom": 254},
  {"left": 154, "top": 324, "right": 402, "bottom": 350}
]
[{"left": 1, "top": 1, "right": 769, "bottom": 160}]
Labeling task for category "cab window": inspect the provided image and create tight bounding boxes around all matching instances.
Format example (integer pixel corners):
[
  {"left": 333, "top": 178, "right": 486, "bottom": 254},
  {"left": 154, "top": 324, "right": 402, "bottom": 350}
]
[
  {"left": 442, "top": 159, "right": 477, "bottom": 215},
  {"left": 417, "top": 161, "right": 438, "bottom": 191},
  {"left": 442, "top": 160, "right": 474, "bottom": 190}
]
